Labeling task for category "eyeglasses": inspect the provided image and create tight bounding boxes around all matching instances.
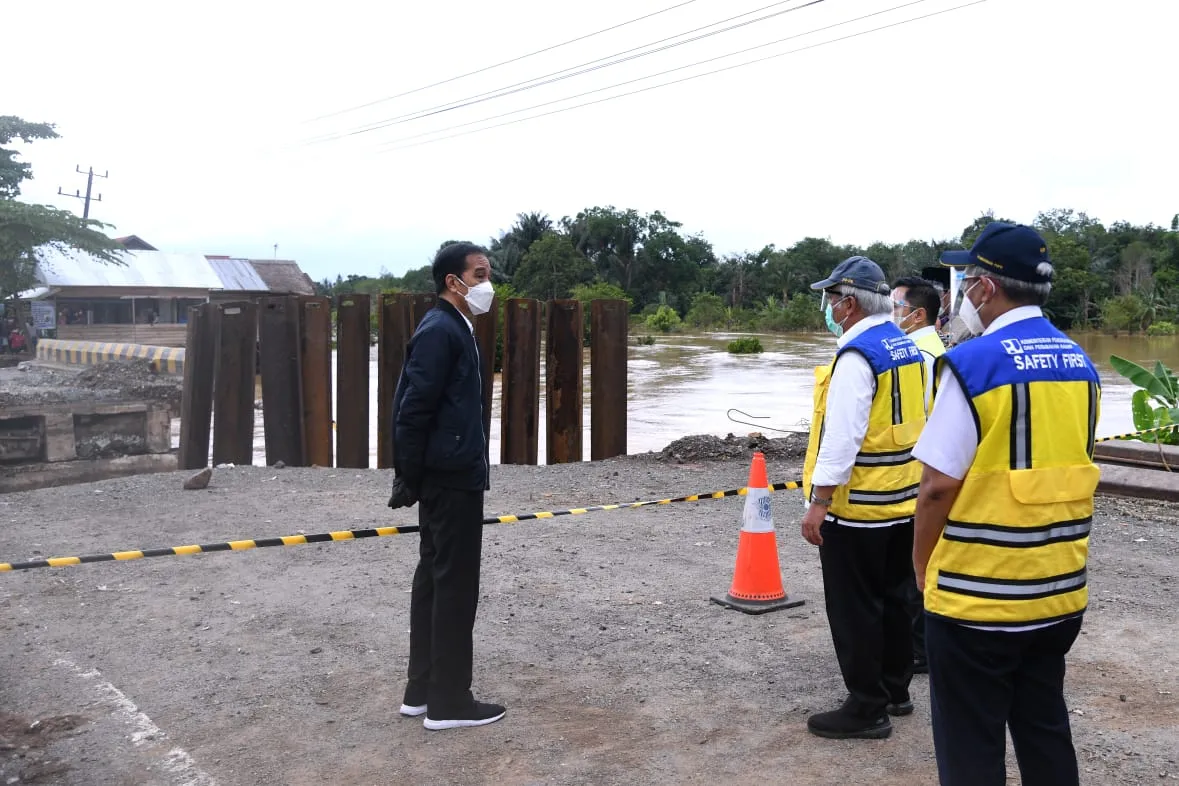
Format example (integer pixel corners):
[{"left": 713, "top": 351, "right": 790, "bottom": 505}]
[{"left": 892, "top": 300, "right": 912, "bottom": 310}]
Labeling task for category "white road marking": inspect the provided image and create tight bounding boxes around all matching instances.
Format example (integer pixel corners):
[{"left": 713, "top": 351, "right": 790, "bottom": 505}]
[{"left": 54, "top": 657, "right": 217, "bottom": 786}]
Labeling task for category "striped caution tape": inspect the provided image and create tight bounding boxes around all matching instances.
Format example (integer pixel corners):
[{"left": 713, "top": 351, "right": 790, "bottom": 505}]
[
  {"left": 0, "top": 479, "right": 804, "bottom": 573},
  {"left": 486, "top": 480, "right": 803, "bottom": 523},
  {"left": 1095, "top": 424, "right": 1179, "bottom": 443}
]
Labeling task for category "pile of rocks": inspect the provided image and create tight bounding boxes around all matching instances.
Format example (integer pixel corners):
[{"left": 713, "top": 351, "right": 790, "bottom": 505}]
[{"left": 657, "top": 432, "right": 809, "bottom": 462}]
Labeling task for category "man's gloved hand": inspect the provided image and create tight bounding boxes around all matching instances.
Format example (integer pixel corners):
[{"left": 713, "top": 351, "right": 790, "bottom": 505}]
[{"left": 387, "top": 476, "right": 418, "bottom": 509}]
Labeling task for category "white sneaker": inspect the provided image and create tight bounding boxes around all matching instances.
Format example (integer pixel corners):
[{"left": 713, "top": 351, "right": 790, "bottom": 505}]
[{"left": 399, "top": 704, "right": 427, "bottom": 717}]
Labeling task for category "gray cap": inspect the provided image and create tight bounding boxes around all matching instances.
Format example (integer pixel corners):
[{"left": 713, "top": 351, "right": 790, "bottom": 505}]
[{"left": 810, "top": 256, "right": 890, "bottom": 295}]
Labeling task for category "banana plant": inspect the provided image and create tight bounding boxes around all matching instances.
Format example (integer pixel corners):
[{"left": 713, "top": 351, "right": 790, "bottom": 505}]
[{"left": 1109, "top": 355, "right": 1179, "bottom": 445}]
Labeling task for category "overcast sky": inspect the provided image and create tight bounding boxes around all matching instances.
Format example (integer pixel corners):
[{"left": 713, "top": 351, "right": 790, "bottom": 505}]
[{"left": 6, "top": 0, "right": 1176, "bottom": 283}]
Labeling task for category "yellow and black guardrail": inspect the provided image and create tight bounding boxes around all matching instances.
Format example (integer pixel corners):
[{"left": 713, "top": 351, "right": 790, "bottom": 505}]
[
  {"left": 36, "top": 339, "right": 185, "bottom": 375},
  {"left": 0, "top": 480, "right": 804, "bottom": 573}
]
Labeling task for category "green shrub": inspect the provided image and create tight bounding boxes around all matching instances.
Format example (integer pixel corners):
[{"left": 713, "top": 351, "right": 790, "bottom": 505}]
[
  {"left": 727, "top": 337, "right": 763, "bottom": 354},
  {"left": 1146, "top": 320, "right": 1178, "bottom": 336},
  {"left": 636, "top": 335, "right": 656, "bottom": 346},
  {"left": 1101, "top": 294, "right": 1147, "bottom": 333},
  {"left": 645, "top": 305, "right": 682, "bottom": 333},
  {"left": 686, "top": 292, "right": 726, "bottom": 328}
]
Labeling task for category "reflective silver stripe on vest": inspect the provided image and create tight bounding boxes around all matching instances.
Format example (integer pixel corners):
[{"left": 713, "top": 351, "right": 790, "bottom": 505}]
[
  {"left": 1010, "top": 382, "right": 1032, "bottom": 470},
  {"left": 891, "top": 368, "right": 902, "bottom": 425},
  {"left": 1086, "top": 381, "right": 1098, "bottom": 458},
  {"left": 847, "top": 484, "right": 920, "bottom": 505},
  {"left": 854, "top": 448, "right": 913, "bottom": 467},
  {"left": 937, "top": 569, "right": 1087, "bottom": 599},
  {"left": 943, "top": 519, "right": 1091, "bottom": 547},
  {"left": 825, "top": 513, "right": 913, "bottom": 527}
]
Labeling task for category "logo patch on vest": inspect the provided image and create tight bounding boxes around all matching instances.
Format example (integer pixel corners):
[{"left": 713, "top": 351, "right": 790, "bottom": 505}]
[{"left": 880, "top": 335, "right": 920, "bottom": 363}]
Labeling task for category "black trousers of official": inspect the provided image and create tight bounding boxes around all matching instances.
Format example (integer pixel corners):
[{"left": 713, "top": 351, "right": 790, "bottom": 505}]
[
  {"left": 818, "top": 519, "right": 915, "bottom": 717},
  {"left": 406, "top": 482, "right": 484, "bottom": 715},
  {"left": 926, "top": 614, "right": 1082, "bottom": 786},
  {"left": 906, "top": 576, "right": 927, "bottom": 662}
]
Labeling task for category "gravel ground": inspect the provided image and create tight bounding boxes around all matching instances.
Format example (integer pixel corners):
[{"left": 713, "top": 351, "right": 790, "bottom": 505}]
[
  {"left": 0, "top": 452, "right": 1176, "bottom": 786},
  {"left": 0, "top": 362, "right": 182, "bottom": 412}
]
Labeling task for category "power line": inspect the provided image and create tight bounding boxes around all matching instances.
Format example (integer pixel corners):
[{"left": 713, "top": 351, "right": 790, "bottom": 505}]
[
  {"left": 304, "top": 0, "right": 704, "bottom": 123},
  {"left": 376, "top": 0, "right": 987, "bottom": 154},
  {"left": 305, "top": 0, "right": 827, "bottom": 144},
  {"left": 376, "top": 0, "right": 931, "bottom": 149}
]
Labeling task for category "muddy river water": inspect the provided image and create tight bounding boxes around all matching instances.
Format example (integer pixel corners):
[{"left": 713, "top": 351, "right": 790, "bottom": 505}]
[{"left": 234, "top": 332, "right": 1179, "bottom": 466}]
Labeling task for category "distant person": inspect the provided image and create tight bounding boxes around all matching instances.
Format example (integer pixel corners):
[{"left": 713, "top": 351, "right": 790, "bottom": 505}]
[
  {"left": 24, "top": 318, "right": 37, "bottom": 355},
  {"left": 914, "top": 223, "right": 1100, "bottom": 785},
  {"left": 890, "top": 276, "right": 946, "bottom": 677},
  {"left": 801, "top": 255, "right": 926, "bottom": 740},
  {"left": 388, "top": 241, "right": 503, "bottom": 730},
  {"left": 891, "top": 277, "right": 946, "bottom": 412},
  {"left": 922, "top": 266, "right": 972, "bottom": 346}
]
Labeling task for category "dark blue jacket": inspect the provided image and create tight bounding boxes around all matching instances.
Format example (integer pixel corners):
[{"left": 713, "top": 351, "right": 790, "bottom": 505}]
[{"left": 393, "top": 299, "right": 489, "bottom": 492}]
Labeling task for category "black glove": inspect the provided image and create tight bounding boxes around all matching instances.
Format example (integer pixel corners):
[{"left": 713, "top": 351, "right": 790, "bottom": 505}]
[{"left": 387, "top": 476, "right": 418, "bottom": 510}]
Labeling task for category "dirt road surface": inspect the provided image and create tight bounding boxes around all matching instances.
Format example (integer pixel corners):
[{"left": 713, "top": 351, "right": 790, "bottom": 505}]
[{"left": 1, "top": 454, "right": 1176, "bottom": 785}]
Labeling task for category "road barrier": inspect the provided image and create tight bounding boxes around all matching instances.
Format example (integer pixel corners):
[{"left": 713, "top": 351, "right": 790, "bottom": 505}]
[
  {"left": 0, "top": 480, "right": 805, "bottom": 573},
  {"left": 37, "top": 339, "right": 185, "bottom": 374}
]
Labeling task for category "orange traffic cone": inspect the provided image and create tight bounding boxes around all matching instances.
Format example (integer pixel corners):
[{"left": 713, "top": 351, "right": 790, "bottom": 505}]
[{"left": 710, "top": 452, "right": 805, "bottom": 614}]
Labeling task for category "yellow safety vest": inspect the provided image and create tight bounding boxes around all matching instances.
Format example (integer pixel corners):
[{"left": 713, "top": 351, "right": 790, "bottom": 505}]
[
  {"left": 912, "top": 328, "right": 946, "bottom": 412},
  {"left": 924, "top": 317, "right": 1102, "bottom": 627},
  {"left": 803, "top": 322, "right": 927, "bottom": 524},
  {"left": 912, "top": 328, "right": 946, "bottom": 362}
]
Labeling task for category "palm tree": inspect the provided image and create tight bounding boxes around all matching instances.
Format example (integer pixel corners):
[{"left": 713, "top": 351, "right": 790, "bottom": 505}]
[{"left": 489, "top": 212, "right": 552, "bottom": 282}]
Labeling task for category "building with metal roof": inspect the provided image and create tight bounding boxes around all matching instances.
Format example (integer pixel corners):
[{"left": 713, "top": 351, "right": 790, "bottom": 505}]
[{"left": 24, "top": 246, "right": 317, "bottom": 347}]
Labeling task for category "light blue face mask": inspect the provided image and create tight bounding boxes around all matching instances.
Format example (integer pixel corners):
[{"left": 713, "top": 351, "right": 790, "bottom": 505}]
[{"left": 822, "top": 294, "right": 849, "bottom": 338}]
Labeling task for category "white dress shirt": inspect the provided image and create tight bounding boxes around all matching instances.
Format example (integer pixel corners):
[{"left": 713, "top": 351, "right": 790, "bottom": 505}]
[
  {"left": 457, "top": 309, "right": 473, "bottom": 333},
  {"left": 810, "top": 312, "right": 892, "bottom": 490},
  {"left": 911, "top": 306, "right": 1062, "bottom": 632}
]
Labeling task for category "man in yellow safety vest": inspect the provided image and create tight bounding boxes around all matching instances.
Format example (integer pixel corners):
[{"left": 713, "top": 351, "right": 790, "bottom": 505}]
[
  {"left": 890, "top": 275, "right": 946, "bottom": 676},
  {"left": 913, "top": 222, "right": 1100, "bottom": 785},
  {"left": 801, "top": 256, "right": 927, "bottom": 740}
]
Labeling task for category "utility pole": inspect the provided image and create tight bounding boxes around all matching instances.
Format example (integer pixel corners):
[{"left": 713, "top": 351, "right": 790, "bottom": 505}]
[{"left": 58, "top": 165, "right": 108, "bottom": 219}]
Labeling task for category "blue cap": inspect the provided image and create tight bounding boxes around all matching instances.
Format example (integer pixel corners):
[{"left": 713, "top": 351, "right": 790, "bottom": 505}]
[
  {"left": 940, "top": 222, "right": 1053, "bottom": 284},
  {"left": 810, "top": 256, "right": 890, "bottom": 295}
]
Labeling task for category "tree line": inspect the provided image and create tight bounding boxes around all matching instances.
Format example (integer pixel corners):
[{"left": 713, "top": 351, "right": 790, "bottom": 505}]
[{"left": 319, "top": 207, "right": 1179, "bottom": 335}]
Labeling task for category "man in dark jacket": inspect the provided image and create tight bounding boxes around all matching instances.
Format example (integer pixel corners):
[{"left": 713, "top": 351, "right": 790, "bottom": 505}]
[{"left": 388, "top": 241, "right": 503, "bottom": 730}]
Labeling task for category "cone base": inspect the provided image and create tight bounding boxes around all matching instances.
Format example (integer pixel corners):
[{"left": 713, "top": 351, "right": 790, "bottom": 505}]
[{"left": 709, "top": 593, "right": 806, "bottom": 615}]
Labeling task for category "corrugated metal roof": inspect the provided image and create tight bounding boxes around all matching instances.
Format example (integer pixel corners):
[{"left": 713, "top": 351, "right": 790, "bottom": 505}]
[
  {"left": 248, "top": 260, "right": 316, "bottom": 295},
  {"left": 208, "top": 257, "right": 269, "bottom": 291},
  {"left": 35, "top": 247, "right": 225, "bottom": 290}
]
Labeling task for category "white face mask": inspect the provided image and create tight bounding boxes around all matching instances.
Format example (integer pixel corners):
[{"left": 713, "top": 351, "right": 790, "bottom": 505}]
[
  {"left": 959, "top": 281, "right": 987, "bottom": 336},
  {"left": 457, "top": 279, "right": 495, "bottom": 316}
]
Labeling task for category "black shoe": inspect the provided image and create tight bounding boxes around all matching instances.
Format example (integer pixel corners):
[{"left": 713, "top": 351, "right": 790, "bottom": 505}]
[
  {"left": 887, "top": 700, "right": 914, "bottom": 717},
  {"left": 807, "top": 707, "right": 892, "bottom": 740},
  {"left": 913, "top": 656, "right": 929, "bottom": 675},
  {"left": 423, "top": 701, "right": 506, "bottom": 731}
]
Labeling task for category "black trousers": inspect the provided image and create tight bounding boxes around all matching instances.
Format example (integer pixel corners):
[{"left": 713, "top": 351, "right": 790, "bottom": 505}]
[
  {"left": 818, "top": 519, "right": 915, "bottom": 717},
  {"left": 406, "top": 483, "right": 484, "bottom": 715},
  {"left": 926, "top": 614, "right": 1082, "bottom": 786},
  {"left": 906, "top": 577, "right": 927, "bottom": 661}
]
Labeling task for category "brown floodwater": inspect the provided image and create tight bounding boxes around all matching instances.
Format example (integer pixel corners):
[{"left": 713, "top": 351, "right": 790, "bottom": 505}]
[{"left": 228, "top": 332, "right": 1179, "bottom": 466}]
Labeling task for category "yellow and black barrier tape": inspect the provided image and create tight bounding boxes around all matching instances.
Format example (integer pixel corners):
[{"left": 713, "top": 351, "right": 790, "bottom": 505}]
[
  {"left": 36, "top": 339, "right": 185, "bottom": 375},
  {"left": 0, "top": 480, "right": 804, "bottom": 573},
  {"left": 1095, "top": 424, "right": 1179, "bottom": 443}
]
